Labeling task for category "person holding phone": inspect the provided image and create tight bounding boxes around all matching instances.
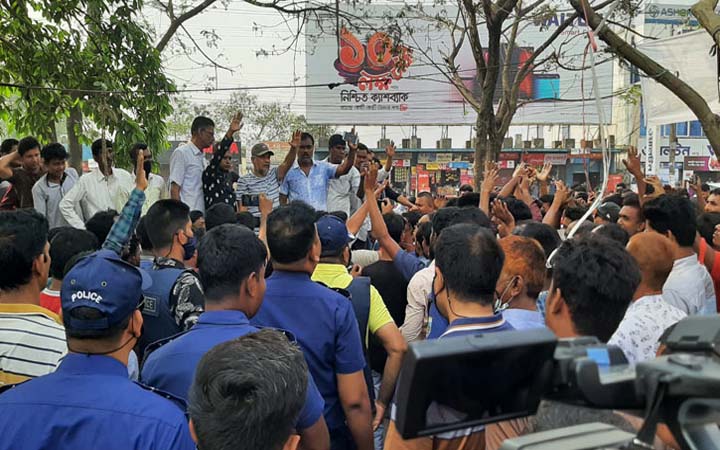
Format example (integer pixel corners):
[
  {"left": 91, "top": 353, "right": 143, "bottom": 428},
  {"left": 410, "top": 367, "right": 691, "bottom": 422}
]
[
  {"left": 236, "top": 130, "right": 299, "bottom": 217},
  {"left": 324, "top": 134, "right": 361, "bottom": 216}
]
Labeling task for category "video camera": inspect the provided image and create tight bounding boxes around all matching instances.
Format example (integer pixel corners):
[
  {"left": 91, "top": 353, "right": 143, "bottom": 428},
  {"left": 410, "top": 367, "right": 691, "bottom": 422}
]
[{"left": 394, "top": 316, "right": 720, "bottom": 450}]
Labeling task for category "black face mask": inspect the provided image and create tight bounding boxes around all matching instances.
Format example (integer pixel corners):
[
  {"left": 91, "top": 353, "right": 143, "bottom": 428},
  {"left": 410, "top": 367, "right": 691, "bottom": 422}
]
[{"left": 143, "top": 159, "right": 153, "bottom": 175}]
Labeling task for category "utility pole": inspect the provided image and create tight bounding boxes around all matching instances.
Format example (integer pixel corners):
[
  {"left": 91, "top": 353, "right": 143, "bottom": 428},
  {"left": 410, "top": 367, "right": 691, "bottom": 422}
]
[{"left": 669, "top": 123, "right": 677, "bottom": 187}]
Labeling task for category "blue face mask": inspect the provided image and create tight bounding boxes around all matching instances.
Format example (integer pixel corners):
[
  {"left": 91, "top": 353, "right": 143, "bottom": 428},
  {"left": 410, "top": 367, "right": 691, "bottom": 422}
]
[{"left": 182, "top": 235, "right": 197, "bottom": 261}]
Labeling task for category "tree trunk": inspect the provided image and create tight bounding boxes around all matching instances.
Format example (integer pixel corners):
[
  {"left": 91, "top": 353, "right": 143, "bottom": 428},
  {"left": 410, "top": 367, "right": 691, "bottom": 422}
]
[
  {"left": 66, "top": 106, "right": 84, "bottom": 173},
  {"left": 570, "top": 0, "right": 720, "bottom": 158},
  {"left": 692, "top": 0, "right": 720, "bottom": 48},
  {"left": 473, "top": 113, "right": 502, "bottom": 190},
  {"left": 48, "top": 121, "right": 58, "bottom": 143}
]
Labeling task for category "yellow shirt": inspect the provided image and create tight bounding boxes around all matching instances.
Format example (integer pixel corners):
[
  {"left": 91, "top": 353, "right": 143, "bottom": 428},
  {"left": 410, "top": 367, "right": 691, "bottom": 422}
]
[{"left": 312, "top": 263, "right": 394, "bottom": 341}]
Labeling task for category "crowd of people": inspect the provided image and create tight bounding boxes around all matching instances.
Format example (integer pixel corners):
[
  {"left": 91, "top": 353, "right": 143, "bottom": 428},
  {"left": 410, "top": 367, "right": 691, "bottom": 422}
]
[{"left": 0, "top": 114, "right": 718, "bottom": 450}]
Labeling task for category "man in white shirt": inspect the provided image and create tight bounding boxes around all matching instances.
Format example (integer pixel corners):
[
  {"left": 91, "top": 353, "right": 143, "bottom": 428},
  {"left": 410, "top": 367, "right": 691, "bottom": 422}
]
[
  {"left": 129, "top": 143, "right": 165, "bottom": 215},
  {"left": 644, "top": 195, "right": 716, "bottom": 315},
  {"left": 32, "top": 143, "right": 78, "bottom": 229},
  {"left": 609, "top": 232, "right": 686, "bottom": 365},
  {"left": 59, "top": 139, "right": 133, "bottom": 229},
  {"left": 325, "top": 134, "right": 361, "bottom": 216},
  {"left": 169, "top": 116, "right": 214, "bottom": 212}
]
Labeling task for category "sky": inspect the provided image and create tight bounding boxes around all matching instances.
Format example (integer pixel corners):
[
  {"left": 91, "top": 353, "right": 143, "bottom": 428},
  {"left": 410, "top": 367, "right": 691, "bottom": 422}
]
[{"left": 147, "top": 0, "right": 703, "bottom": 147}]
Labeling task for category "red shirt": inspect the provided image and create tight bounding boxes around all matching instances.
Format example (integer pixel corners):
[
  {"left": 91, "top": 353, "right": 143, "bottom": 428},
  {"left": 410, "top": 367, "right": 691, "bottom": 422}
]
[
  {"left": 39, "top": 288, "right": 61, "bottom": 316},
  {"left": 698, "top": 239, "right": 720, "bottom": 312}
]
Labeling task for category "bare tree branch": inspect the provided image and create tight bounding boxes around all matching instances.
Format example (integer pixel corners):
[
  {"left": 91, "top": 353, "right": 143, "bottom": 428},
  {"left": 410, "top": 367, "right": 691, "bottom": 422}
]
[
  {"left": 571, "top": 0, "right": 720, "bottom": 156},
  {"left": 179, "top": 23, "right": 234, "bottom": 73},
  {"left": 156, "top": 0, "right": 218, "bottom": 53}
]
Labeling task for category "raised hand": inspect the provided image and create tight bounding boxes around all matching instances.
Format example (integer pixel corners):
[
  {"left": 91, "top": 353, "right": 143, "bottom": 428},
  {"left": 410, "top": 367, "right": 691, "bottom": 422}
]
[
  {"left": 554, "top": 180, "right": 570, "bottom": 205},
  {"left": 491, "top": 199, "right": 516, "bottom": 238},
  {"left": 622, "top": 146, "right": 643, "bottom": 176},
  {"left": 587, "top": 190, "right": 597, "bottom": 204},
  {"left": 482, "top": 162, "right": 499, "bottom": 193},
  {"left": 381, "top": 198, "right": 394, "bottom": 214},
  {"left": 364, "top": 163, "right": 378, "bottom": 192},
  {"left": 374, "top": 179, "right": 389, "bottom": 199},
  {"left": 537, "top": 162, "right": 553, "bottom": 182},
  {"left": 515, "top": 175, "right": 533, "bottom": 205},
  {"left": 289, "top": 130, "right": 302, "bottom": 149},
  {"left": 227, "top": 112, "right": 243, "bottom": 136},
  {"left": 135, "top": 152, "right": 148, "bottom": 192},
  {"left": 385, "top": 141, "right": 396, "bottom": 158},
  {"left": 643, "top": 175, "right": 664, "bottom": 200},
  {"left": 259, "top": 193, "right": 273, "bottom": 217},
  {"left": 513, "top": 162, "right": 527, "bottom": 178},
  {"left": 346, "top": 126, "right": 359, "bottom": 151},
  {"left": 689, "top": 175, "right": 702, "bottom": 193}
]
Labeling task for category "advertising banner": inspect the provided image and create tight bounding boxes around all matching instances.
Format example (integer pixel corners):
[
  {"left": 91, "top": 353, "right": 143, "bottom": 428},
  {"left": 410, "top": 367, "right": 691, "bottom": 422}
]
[
  {"left": 418, "top": 172, "right": 430, "bottom": 192},
  {"left": 306, "top": 5, "right": 613, "bottom": 125},
  {"left": 522, "top": 153, "right": 546, "bottom": 166},
  {"left": 684, "top": 156, "right": 720, "bottom": 172},
  {"left": 638, "top": 30, "right": 720, "bottom": 127},
  {"left": 544, "top": 153, "right": 568, "bottom": 165}
]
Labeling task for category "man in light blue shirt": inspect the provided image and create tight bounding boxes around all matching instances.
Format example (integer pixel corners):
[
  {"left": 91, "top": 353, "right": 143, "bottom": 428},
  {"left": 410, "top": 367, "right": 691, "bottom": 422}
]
[{"left": 280, "top": 132, "right": 357, "bottom": 212}]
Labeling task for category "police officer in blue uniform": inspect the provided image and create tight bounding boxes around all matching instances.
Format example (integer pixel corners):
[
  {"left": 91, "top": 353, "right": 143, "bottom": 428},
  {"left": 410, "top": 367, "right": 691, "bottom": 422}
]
[
  {"left": 251, "top": 202, "right": 373, "bottom": 450},
  {"left": 141, "top": 224, "right": 330, "bottom": 450},
  {"left": 0, "top": 249, "right": 195, "bottom": 450},
  {"left": 138, "top": 199, "right": 204, "bottom": 361}
]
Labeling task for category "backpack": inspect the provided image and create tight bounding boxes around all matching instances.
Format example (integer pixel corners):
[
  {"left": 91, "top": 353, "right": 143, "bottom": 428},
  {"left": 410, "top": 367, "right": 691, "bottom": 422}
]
[{"left": 325, "top": 276, "right": 376, "bottom": 408}]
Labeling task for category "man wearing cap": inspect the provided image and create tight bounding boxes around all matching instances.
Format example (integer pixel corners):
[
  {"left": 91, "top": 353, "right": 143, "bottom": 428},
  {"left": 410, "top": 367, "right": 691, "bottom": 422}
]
[
  {"left": 141, "top": 223, "right": 330, "bottom": 450},
  {"left": 236, "top": 130, "right": 299, "bottom": 217},
  {"left": 0, "top": 250, "right": 195, "bottom": 450},
  {"left": 324, "top": 134, "right": 361, "bottom": 216},
  {"left": 280, "top": 131, "right": 358, "bottom": 212},
  {"left": 311, "top": 214, "right": 407, "bottom": 443},
  {"left": 594, "top": 201, "right": 621, "bottom": 226}
]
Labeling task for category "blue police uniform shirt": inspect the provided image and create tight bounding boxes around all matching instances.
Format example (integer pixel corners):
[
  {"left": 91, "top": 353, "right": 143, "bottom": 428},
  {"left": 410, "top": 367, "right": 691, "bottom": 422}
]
[
  {"left": 251, "top": 270, "right": 366, "bottom": 431},
  {"left": 439, "top": 314, "right": 514, "bottom": 338},
  {"left": 0, "top": 353, "right": 194, "bottom": 450},
  {"left": 141, "top": 309, "right": 325, "bottom": 430},
  {"left": 427, "top": 301, "right": 450, "bottom": 339},
  {"left": 393, "top": 249, "right": 428, "bottom": 282}
]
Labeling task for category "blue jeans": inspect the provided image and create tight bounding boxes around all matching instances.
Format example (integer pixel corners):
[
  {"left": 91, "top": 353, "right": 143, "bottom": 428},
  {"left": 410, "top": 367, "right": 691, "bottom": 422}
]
[{"left": 372, "top": 370, "right": 385, "bottom": 450}]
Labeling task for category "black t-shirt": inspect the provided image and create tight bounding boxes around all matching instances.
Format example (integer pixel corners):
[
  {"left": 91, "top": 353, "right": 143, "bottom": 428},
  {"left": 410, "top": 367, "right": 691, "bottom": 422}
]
[{"left": 362, "top": 260, "right": 409, "bottom": 372}]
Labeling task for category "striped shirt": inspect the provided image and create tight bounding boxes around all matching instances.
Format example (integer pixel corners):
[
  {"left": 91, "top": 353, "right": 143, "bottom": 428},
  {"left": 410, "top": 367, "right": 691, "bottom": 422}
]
[
  {"left": 236, "top": 167, "right": 280, "bottom": 217},
  {"left": 0, "top": 304, "right": 67, "bottom": 385}
]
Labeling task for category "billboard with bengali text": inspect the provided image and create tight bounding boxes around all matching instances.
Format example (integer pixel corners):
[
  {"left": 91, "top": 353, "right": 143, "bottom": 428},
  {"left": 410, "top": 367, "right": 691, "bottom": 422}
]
[{"left": 305, "top": 4, "right": 613, "bottom": 125}]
